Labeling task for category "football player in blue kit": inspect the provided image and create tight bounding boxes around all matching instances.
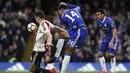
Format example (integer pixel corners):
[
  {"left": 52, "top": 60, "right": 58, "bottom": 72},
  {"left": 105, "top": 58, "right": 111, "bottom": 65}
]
[
  {"left": 96, "top": 9, "right": 118, "bottom": 73},
  {"left": 56, "top": 2, "right": 88, "bottom": 73}
]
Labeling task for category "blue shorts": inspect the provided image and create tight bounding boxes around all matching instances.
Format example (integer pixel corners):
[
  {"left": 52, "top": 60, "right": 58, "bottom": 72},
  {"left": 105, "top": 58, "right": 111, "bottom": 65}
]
[
  {"left": 68, "top": 27, "right": 88, "bottom": 48},
  {"left": 99, "top": 38, "right": 118, "bottom": 54}
]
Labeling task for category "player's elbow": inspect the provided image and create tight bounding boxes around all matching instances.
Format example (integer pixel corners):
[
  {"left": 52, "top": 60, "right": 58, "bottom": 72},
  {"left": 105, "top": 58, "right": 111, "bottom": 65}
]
[
  {"left": 46, "top": 32, "right": 52, "bottom": 39},
  {"left": 59, "top": 31, "right": 70, "bottom": 39},
  {"left": 64, "top": 31, "right": 70, "bottom": 39},
  {"left": 113, "top": 28, "right": 117, "bottom": 35},
  {"left": 63, "top": 32, "right": 70, "bottom": 39}
]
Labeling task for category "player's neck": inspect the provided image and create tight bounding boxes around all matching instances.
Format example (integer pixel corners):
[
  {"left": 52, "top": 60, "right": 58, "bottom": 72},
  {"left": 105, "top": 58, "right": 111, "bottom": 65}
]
[
  {"left": 61, "top": 9, "right": 68, "bottom": 17},
  {"left": 101, "top": 16, "right": 106, "bottom": 22},
  {"left": 39, "top": 19, "right": 45, "bottom": 24}
]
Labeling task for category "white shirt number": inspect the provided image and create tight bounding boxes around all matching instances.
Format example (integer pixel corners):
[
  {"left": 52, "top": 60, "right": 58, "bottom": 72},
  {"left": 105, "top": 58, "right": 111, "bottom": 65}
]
[{"left": 65, "top": 11, "right": 79, "bottom": 22}]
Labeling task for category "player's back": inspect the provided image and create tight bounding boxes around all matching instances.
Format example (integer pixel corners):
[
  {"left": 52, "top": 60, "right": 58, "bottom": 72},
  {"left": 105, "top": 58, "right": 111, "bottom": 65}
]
[
  {"left": 33, "top": 20, "right": 54, "bottom": 52},
  {"left": 61, "top": 8, "right": 86, "bottom": 30}
]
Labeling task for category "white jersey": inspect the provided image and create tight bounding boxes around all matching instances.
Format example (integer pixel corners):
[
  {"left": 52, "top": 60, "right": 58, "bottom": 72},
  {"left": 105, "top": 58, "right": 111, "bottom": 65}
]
[{"left": 33, "top": 20, "right": 55, "bottom": 52}]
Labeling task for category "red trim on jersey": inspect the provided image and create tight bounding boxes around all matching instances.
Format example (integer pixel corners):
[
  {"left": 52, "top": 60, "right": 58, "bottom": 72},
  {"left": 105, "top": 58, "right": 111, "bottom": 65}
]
[{"left": 45, "top": 21, "right": 52, "bottom": 30}]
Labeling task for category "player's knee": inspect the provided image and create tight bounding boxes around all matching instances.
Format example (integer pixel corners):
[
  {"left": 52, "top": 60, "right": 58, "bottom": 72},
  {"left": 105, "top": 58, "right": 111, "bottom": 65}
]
[
  {"left": 109, "top": 53, "right": 115, "bottom": 58},
  {"left": 30, "top": 67, "right": 35, "bottom": 72},
  {"left": 30, "top": 64, "right": 35, "bottom": 72},
  {"left": 98, "top": 52, "right": 103, "bottom": 57},
  {"left": 65, "top": 48, "right": 73, "bottom": 55}
]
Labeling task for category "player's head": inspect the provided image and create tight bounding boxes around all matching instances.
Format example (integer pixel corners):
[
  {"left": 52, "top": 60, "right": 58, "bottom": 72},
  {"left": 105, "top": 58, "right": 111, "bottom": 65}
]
[
  {"left": 58, "top": 4, "right": 68, "bottom": 16},
  {"left": 34, "top": 10, "right": 45, "bottom": 23},
  {"left": 96, "top": 9, "right": 105, "bottom": 20}
]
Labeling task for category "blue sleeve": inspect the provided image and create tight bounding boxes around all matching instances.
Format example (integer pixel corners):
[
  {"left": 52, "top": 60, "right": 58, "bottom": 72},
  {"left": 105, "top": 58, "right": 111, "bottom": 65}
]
[
  {"left": 67, "top": 4, "right": 80, "bottom": 11},
  {"left": 107, "top": 19, "right": 115, "bottom": 29}
]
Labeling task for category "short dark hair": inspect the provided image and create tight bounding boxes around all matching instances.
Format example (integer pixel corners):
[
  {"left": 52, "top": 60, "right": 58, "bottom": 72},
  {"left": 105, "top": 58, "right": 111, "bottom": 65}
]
[
  {"left": 58, "top": 5, "right": 68, "bottom": 10},
  {"left": 96, "top": 9, "right": 105, "bottom": 15},
  {"left": 34, "top": 10, "right": 45, "bottom": 18}
]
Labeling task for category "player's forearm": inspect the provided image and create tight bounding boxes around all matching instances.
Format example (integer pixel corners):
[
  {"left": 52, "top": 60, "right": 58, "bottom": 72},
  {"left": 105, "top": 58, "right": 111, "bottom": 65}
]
[
  {"left": 53, "top": 26, "right": 70, "bottom": 39},
  {"left": 53, "top": 26, "right": 66, "bottom": 32},
  {"left": 67, "top": 4, "right": 78, "bottom": 9},
  {"left": 111, "top": 28, "right": 117, "bottom": 43},
  {"left": 59, "top": 31, "right": 70, "bottom": 39},
  {"left": 100, "top": 30, "right": 104, "bottom": 41},
  {"left": 46, "top": 32, "right": 53, "bottom": 44}
]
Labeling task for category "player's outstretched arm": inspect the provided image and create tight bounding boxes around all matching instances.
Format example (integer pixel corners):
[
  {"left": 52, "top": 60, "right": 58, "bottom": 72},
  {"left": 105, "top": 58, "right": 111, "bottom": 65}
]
[
  {"left": 67, "top": 4, "right": 79, "bottom": 9},
  {"left": 53, "top": 26, "right": 70, "bottom": 39},
  {"left": 59, "top": 2, "right": 80, "bottom": 11}
]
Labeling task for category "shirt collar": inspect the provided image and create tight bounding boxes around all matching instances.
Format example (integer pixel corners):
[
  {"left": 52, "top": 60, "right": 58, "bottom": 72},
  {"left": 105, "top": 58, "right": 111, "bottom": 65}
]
[
  {"left": 40, "top": 20, "right": 45, "bottom": 25},
  {"left": 102, "top": 16, "right": 106, "bottom": 23}
]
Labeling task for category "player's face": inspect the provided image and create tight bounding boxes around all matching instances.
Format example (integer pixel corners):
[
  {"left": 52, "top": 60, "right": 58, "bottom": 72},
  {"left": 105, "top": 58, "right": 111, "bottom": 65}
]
[
  {"left": 96, "top": 12, "right": 104, "bottom": 20},
  {"left": 35, "top": 16, "right": 40, "bottom": 23},
  {"left": 58, "top": 9, "right": 64, "bottom": 16}
]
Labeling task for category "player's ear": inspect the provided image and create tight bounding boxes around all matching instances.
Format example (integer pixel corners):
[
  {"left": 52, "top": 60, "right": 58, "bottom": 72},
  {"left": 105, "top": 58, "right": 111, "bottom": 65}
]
[{"left": 61, "top": 9, "right": 64, "bottom": 13}]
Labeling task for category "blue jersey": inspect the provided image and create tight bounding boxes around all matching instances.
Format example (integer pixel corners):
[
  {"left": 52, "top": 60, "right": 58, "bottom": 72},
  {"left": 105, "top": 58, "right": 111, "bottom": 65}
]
[
  {"left": 61, "top": 6, "right": 86, "bottom": 31},
  {"left": 97, "top": 16, "right": 117, "bottom": 43},
  {"left": 60, "top": 4, "right": 88, "bottom": 48}
]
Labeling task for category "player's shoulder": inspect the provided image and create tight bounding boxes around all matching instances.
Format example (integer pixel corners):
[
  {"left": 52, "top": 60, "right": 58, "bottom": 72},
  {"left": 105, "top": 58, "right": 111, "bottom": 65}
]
[
  {"left": 105, "top": 17, "right": 114, "bottom": 24},
  {"left": 40, "top": 20, "right": 52, "bottom": 28},
  {"left": 97, "top": 20, "right": 102, "bottom": 24},
  {"left": 106, "top": 17, "right": 113, "bottom": 22},
  {"left": 44, "top": 20, "right": 51, "bottom": 24}
]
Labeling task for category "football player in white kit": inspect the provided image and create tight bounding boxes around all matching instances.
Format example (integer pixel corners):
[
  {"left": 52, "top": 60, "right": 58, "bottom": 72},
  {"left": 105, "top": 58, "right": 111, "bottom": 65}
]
[{"left": 30, "top": 10, "right": 69, "bottom": 73}]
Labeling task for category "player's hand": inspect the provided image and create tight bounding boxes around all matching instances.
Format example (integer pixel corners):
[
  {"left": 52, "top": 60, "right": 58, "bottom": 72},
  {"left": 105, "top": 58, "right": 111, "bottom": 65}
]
[
  {"left": 59, "top": 2, "right": 66, "bottom": 5},
  {"left": 46, "top": 43, "right": 53, "bottom": 49},
  {"left": 109, "top": 41, "right": 113, "bottom": 48},
  {"left": 98, "top": 40, "right": 102, "bottom": 47}
]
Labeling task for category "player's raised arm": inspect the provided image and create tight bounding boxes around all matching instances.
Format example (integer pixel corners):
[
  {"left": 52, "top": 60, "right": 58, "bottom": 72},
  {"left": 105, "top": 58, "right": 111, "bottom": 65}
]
[{"left": 59, "top": 2, "right": 80, "bottom": 11}]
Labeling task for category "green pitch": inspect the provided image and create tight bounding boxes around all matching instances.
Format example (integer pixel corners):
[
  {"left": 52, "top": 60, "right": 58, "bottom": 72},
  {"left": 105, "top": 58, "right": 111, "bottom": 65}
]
[{"left": 0, "top": 72, "right": 130, "bottom": 73}]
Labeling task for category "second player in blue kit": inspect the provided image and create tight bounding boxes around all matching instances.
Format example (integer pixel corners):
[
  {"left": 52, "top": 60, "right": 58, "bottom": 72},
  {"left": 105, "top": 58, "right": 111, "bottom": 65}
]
[{"left": 96, "top": 9, "right": 118, "bottom": 73}]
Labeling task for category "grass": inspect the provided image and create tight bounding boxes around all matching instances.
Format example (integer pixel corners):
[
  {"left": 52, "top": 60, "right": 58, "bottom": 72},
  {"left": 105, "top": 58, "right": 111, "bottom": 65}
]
[{"left": 0, "top": 72, "right": 130, "bottom": 73}]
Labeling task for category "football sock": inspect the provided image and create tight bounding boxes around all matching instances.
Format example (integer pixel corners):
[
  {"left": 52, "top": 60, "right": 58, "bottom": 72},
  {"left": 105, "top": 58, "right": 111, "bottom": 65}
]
[
  {"left": 99, "top": 56, "right": 107, "bottom": 72},
  {"left": 55, "top": 39, "right": 65, "bottom": 58},
  {"left": 60, "top": 55, "right": 71, "bottom": 73},
  {"left": 110, "top": 57, "right": 116, "bottom": 72}
]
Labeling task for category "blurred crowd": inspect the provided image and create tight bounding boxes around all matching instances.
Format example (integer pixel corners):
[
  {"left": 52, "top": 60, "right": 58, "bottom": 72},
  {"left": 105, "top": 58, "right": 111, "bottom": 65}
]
[
  {"left": 0, "top": 0, "right": 130, "bottom": 62},
  {"left": 0, "top": 0, "right": 37, "bottom": 62}
]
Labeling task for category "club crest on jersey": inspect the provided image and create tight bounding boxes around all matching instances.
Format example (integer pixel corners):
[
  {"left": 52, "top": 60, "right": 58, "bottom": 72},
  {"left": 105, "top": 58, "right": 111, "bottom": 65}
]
[
  {"left": 100, "top": 25, "right": 101, "bottom": 27},
  {"left": 104, "top": 24, "right": 107, "bottom": 27},
  {"left": 72, "top": 25, "right": 77, "bottom": 29}
]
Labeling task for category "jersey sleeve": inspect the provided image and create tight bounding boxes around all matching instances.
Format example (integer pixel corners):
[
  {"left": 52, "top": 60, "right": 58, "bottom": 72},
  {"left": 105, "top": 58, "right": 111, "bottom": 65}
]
[
  {"left": 60, "top": 16, "right": 67, "bottom": 24},
  {"left": 67, "top": 4, "right": 80, "bottom": 12},
  {"left": 45, "top": 20, "right": 55, "bottom": 28},
  {"left": 41, "top": 22, "right": 50, "bottom": 33},
  {"left": 107, "top": 19, "right": 115, "bottom": 29}
]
